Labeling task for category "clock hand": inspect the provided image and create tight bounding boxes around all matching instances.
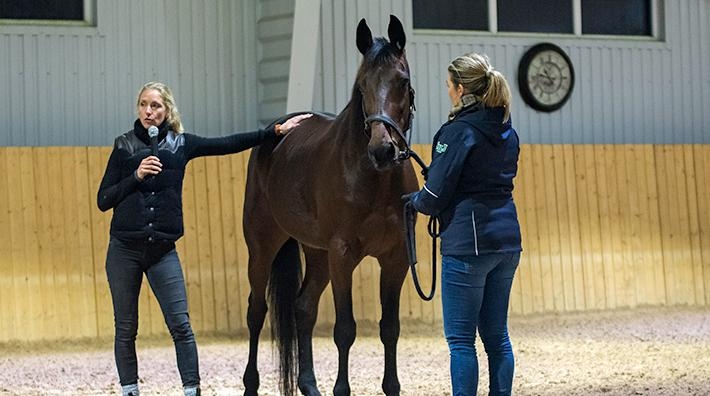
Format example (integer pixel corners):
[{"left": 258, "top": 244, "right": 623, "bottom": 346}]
[
  {"left": 543, "top": 67, "right": 556, "bottom": 81},
  {"left": 536, "top": 72, "right": 554, "bottom": 87}
]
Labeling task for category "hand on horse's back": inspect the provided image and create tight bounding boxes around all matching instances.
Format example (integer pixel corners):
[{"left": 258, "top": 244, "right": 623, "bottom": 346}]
[{"left": 277, "top": 113, "right": 313, "bottom": 135}]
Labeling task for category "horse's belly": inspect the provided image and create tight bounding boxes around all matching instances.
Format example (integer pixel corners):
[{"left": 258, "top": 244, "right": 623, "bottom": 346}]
[
  {"left": 275, "top": 214, "right": 328, "bottom": 249},
  {"left": 266, "top": 177, "right": 330, "bottom": 249}
]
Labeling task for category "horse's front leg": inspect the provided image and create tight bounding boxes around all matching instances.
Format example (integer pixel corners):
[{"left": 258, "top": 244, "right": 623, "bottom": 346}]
[
  {"left": 376, "top": 247, "right": 409, "bottom": 396},
  {"left": 296, "top": 247, "right": 331, "bottom": 396},
  {"left": 328, "top": 244, "right": 361, "bottom": 396}
]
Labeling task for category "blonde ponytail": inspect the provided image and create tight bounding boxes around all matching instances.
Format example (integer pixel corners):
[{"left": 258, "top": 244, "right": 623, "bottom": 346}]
[
  {"left": 481, "top": 70, "right": 511, "bottom": 122},
  {"left": 448, "top": 53, "right": 512, "bottom": 122}
]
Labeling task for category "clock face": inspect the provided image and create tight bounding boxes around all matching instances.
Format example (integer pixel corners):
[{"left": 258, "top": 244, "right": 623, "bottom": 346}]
[{"left": 518, "top": 43, "right": 575, "bottom": 112}]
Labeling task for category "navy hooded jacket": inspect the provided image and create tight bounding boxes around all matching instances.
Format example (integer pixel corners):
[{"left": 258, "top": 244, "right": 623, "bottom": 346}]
[{"left": 410, "top": 104, "right": 522, "bottom": 256}]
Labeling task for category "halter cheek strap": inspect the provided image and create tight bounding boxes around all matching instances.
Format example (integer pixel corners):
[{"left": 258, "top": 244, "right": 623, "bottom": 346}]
[{"left": 362, "top": 87, "right": 417, "bottom": 161}]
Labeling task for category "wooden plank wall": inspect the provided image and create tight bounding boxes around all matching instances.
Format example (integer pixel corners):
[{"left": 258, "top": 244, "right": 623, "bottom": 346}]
[{"left": 0, "top": 144, "right": 708, "bottom": 342}]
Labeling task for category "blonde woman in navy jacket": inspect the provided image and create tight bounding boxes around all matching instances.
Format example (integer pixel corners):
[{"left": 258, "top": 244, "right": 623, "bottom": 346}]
[{"left": 407, "top": 54, "right": 521, "bottom": 396}]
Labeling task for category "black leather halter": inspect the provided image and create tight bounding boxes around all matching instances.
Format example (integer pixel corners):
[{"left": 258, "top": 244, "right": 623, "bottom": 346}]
[{"left": 362, "top": 86, "right": 419, "bottom": 162}]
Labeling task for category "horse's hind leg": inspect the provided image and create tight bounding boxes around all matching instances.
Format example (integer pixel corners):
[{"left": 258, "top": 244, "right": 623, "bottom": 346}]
[
  {"left": 243, "top": 275, "right": 267, "bottom": 396},
  {"left": 242, "top": 219, "right": 288, "bottom": 395},
  {"left": 376, "top": 248, "right": 409, "bottom": 396},
  {"left": 296, "top": 247, "right": 330, "bottom": 396},
  {"left": 243, "top": 250, "right": 276, "bottom": 395}
]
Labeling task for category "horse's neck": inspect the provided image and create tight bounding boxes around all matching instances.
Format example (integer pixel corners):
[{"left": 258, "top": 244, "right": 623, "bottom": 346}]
[
  {"left": 333, "top": 102, "right": 362, "bottom": 137},
  {"left": 333, "top": 101, "right": 384, "bottom": 174},
  {"left": 330, "top": 103, "right": 369, "bottom": 164}
]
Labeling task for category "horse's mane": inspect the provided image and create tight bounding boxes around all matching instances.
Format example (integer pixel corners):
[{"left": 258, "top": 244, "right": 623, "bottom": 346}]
[{"left": 363, "top": 37, "right": 401, "bottom": 66}]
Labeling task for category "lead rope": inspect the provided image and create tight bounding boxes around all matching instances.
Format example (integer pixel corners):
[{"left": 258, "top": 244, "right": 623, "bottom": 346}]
[
  {"left": 403, "top": 199, "right": 438, "bottom": 301},
  {"left": 402, "top": 108, "right": 439, "bottom": 301}
]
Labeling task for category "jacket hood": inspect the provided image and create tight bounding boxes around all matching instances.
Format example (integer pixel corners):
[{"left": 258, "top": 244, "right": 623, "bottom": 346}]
[{"left": 453, "top": 105, "right": 512, "bottom": 146}]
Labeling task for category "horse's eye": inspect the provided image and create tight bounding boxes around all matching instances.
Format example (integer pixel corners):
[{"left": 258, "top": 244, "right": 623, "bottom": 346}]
[{"left": 401, "top": 79, "right": 410, "bottom": 88}]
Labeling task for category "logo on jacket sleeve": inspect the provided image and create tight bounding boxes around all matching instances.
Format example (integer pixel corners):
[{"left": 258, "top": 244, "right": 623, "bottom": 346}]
[{"left": 435, "top": 141, "right": 448, "bottom": 154}]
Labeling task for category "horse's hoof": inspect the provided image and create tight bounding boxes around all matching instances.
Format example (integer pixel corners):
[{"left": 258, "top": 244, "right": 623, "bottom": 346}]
[
  {"left": 333, "top": 384, "right": 351, "bottom": 396},
  {"left": 383, "top": 382, "right": 401, "bottom": 395},
  {"left": 298, "top": 371, "right": 321, "bottom": 396},
  {"left": 298, "top": 383, "right": 322, "bottom": 396},
  {"left": 242, "top": 370, "right": 259, "bottom": 396}
]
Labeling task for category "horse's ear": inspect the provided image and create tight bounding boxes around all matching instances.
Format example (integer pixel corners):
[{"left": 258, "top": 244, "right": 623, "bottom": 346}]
[
  {"left": 356, "top": 18, "right": 373, "bottom": 55},
  {"left": 388, "top": 15, "right": 406, "bottom": 52}
]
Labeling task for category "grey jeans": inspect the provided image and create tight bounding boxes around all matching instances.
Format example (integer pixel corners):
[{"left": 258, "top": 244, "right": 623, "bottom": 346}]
[{"left": 106, "top": 237, "right": 199, "bottom": 387}]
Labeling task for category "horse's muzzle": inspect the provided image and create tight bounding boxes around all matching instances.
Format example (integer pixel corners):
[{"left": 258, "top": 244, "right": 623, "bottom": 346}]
[
  {"left": 367, "top": 142, "right": 399, "bottom": 170},
  {"left": 366, "top": 120, "right": 404, "bottom": 169}
]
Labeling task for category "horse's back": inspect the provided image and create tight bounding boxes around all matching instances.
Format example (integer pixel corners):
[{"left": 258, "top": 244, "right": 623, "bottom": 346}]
[
  {"left": 247, "top": 112, "right": 335, "bottom": 179},
  {"left": 244, "top": 112, "right": 339, "bottom": 246}
]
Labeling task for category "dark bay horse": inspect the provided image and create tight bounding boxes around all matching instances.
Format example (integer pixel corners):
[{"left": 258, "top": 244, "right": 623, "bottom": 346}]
[{"left": 242, "top": 15, "right": 418, "bottom": 396}]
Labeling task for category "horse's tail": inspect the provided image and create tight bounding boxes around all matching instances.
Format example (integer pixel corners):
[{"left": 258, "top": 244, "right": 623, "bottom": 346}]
[{"left": 268, "top": 237, "right": 302, "bottom": 396}]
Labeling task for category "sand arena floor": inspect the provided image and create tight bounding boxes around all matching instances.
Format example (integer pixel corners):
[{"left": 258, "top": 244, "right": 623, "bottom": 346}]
[{"left": 1, "top": 306, "right": 709, "bottom": 395}]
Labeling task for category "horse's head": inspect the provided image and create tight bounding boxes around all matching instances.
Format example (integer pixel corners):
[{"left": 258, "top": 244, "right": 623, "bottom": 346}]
[{"left": 355, "top": 15, "right": 416, "bottom": 170}]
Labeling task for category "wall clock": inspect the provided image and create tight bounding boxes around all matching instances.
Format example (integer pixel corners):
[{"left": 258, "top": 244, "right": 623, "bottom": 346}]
[{"left": 518, "top": 43, "right": 574, "bottom": 112}]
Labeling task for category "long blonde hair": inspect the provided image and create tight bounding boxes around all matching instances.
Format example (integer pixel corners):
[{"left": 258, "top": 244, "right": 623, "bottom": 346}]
[
  {"left": 448, "top": 53, "right": 511, "bottom": 122},
  {"left": 136, "top": 81, "right": 184, "bottom": 132}
]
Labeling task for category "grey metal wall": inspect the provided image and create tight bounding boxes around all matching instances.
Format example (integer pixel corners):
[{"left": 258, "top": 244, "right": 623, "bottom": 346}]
[
  {"left": 2, "top": 0, "right": 708, "bottom": 146},
  {"left": 0, "top": 0, "right": 261, "bottom": 146},
  {"left": 312, "top": 0, "right": 710, "bottom": 144},
  {"left": 257, "top": 0, "right": 294, "bottom": 125},
  {"left": 312, "top": 0, "right": 408, "bottom": 116}
]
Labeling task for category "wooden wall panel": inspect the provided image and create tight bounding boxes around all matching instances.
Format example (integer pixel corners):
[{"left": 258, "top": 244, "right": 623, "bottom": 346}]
[
  {"left": 513, "top": 145, "right": 532, "bottom": 314},
  {"left": 1, "top": 150, "right": 17, "bottom": 341},
  {"left": 684, "top": 145, "right": 705, "bottom": 305},
  {"left": 2, "top": 144, "right": 710, "bottom": 342},
  {"left": 694, "top": 146, "right": 710, "bottom": 305},
  {"left": 47, "top": 148, "right": 72, "bottom": 338},
  {"left": 87, "top": 147, "right": 114, "bottom": 338},
  {"left": 216, "top": 155, "right": 239, "bottom": 332},
  {"left": 7, "top": 148, "right": 35, "bottom": 340},
  {"left": 229, "top": 154, "right": 250, "bottom": 332},
  {"left": 552, "top": 145, "right": 576, "bottom": 312},
  {"left": 561, "top": 145, "right": 586, "bottom": 311}
]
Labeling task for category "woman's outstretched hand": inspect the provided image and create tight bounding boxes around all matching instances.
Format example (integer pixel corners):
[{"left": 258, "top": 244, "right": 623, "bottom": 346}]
[{"left": 275, "top": 113, "right": 313, "bottom": 136}]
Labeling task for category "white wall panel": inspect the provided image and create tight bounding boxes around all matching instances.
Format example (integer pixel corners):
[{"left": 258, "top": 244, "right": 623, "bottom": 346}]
[
  {"left": 1, "top": 0, "right": 708, "bottom": 146},
  {"left": 0, "top": 0, "right": 261, "bottom": 146},
  {"left": 310, "top": 0, "right": 709, "bottom": 144},
  {"left": 256, "top": 0, "right": 294, "bottom": 125}
]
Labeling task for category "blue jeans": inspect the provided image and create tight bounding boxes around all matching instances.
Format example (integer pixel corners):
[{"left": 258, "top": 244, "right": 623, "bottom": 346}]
[
  {"left": 442, "top": 253, "right": 520, "bottom": 396},
  {"left": 106, "top": 237, "right": 200, "bottom": 387}
]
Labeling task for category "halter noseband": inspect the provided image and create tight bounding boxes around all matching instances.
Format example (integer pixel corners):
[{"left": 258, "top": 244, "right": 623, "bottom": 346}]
[{"left": 362, "top": 86, "right": 417, "bottom": 161}]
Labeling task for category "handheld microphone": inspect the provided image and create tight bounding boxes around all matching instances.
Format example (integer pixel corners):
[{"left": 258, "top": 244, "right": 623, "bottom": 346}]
[{"left": 148, "top": 126, "right": 159, "bottom": 157}]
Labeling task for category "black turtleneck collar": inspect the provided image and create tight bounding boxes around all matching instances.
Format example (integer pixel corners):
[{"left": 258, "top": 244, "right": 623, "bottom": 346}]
[{"left": 134, "top": 119, "right": 169, "bottom": 145}]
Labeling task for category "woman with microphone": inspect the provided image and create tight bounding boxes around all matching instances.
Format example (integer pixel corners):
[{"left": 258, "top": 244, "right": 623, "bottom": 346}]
[{"left": 97, "top": 81, "right": 310, "bottom": 396}]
